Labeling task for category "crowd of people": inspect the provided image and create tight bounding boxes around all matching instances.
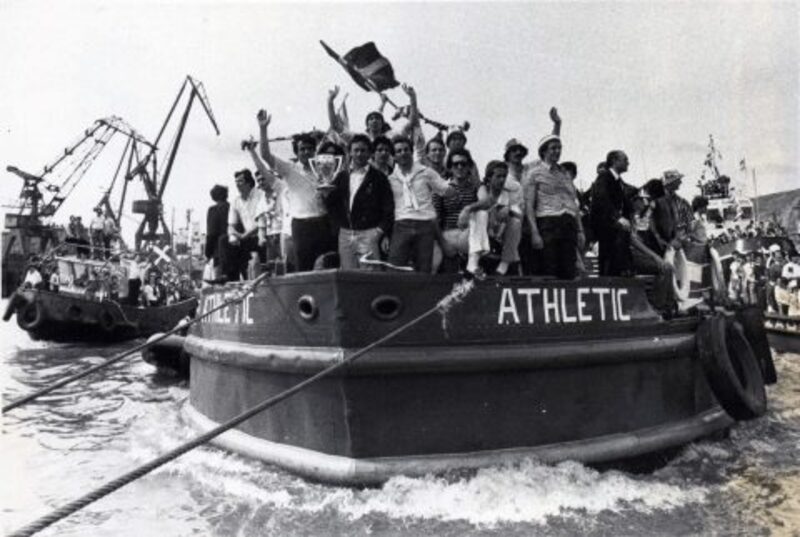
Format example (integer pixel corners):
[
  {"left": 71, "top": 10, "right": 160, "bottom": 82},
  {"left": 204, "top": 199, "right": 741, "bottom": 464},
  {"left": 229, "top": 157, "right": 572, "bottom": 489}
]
[
  {"left": 21, "top": 246, "right": 196, "bottom": 307},
  {"left": 199, "top": 88, "right": 792, "bottom": 315},
  {"left": 63, "top": 206, "right": 121, "bottom": 259},
  {"left": 728, "top": 242, "right": 800, "bottom": 316}
]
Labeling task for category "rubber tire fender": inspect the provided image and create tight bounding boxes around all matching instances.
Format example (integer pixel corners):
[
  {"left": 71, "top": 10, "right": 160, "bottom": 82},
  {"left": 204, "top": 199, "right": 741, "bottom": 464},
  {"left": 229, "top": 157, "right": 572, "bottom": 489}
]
[
  {"left": 734, "top": 306, "right": 777, "bottom": 385},
  {"left": 97, "top": 309, "right": 116, "bottom": 333},
  {"left": 3, "top": 291, "right": 24, "bottom": 322},
  {"left": 664, "top": 247, "right": 691, "bottom": 302},
  {"left": 16, "top": 299, "right": 44, "bottom": 331},
  {"left": 697, "top": 314, "right": 767, "bottom": 420}
]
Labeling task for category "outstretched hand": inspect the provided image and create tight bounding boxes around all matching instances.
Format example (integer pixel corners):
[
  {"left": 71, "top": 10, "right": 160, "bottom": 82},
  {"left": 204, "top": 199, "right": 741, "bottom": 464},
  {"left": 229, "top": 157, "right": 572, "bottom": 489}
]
[
  {"left": 401, "top": 83, "right": 416, "bottom": 99},
  {"left": 328, "top": 85, "right": 340, "bottom": 101},
  {"left": 257, "top": 109, "right": 271, "bottom": 128},
  {"left": 241, "top": 137, "right": 257, "bottom": 151},
  {"left": 549, "top": 107, "right": 561, "bottom": 124}
]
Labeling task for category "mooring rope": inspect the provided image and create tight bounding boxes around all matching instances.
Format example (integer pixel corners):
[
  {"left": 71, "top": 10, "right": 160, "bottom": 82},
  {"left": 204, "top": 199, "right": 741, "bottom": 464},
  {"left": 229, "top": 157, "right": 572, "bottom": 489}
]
[
  {"left": 8, "top": 279, "right": 474, "bottom": 537},
  {"left": 2, "top": 272, "right": 272, "bottom": 414}
]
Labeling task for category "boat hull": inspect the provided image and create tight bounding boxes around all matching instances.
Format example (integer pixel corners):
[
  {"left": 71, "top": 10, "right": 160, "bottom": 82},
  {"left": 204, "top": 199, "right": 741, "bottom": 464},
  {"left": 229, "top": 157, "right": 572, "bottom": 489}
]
[
  {"left": 765, "top": 314, "right": 800, "bottom": 354},
  {"left": 8, "top": 289, "right": 197, "bottom": 342},
  {"left": 186, "top": 271, "right": 734, "bottom": 485}
]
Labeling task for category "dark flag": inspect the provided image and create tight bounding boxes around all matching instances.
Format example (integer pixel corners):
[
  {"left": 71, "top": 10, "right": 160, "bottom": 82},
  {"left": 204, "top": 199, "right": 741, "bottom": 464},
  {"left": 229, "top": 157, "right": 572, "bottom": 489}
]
[{"left": 320, "top": 40, "right": 399, "bottom": 92}]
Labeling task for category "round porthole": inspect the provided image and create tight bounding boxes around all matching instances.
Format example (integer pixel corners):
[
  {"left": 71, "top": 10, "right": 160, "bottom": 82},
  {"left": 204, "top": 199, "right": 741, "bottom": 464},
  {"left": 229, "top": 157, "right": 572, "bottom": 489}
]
[
  {"left": 370, "top": 295, "right": 402, "bottom": 321},
  {"left": 297, "top": 295, "right": 318, "bottom": 321}
]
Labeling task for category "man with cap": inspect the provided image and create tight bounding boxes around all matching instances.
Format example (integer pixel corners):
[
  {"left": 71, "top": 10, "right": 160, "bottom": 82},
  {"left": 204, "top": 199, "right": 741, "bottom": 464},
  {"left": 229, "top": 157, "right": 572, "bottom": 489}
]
[
  {"left": 524, "top": 135, "right": 585, "bottom": 279},
  {"left": 512, "top": 107, "right": 563, "bottom": 275},
  {"left": 589, "top": 150, "right": 635, "bottom": 276},
  {"left": 652, "top": 169, "right": 693, "bottom": 253}
]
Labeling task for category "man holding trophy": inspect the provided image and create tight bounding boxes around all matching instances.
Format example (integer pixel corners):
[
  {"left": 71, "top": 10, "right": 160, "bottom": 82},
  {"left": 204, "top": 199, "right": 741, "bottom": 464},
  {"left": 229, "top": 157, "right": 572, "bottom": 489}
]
[{"left": 319, "top": 134, "right": 395, "bottom": 269}]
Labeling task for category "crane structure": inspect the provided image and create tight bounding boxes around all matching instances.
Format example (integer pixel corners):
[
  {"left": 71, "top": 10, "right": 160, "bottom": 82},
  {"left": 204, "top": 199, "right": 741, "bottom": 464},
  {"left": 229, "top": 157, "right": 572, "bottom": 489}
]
[
  {"left": 130, "top": 76, "right": 220, "bottom": 250},
  {"left": 2, "top": 76, "right": 219, "bottom": 295}
]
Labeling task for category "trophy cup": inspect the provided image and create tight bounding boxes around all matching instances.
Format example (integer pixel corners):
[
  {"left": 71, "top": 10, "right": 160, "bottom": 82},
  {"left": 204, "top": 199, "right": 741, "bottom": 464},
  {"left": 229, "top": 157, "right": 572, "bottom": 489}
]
[{"left": 309, "top": 154, "right": 343, "bottom": 190}]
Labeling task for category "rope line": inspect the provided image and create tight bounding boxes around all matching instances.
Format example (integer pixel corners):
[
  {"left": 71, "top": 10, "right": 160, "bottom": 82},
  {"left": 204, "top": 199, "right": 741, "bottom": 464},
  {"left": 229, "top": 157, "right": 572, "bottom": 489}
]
[
  {"left": 2, "top": 273, "right": 271, "bottom": 413},
  {"left": 8, "top": 279, "right": 474, "bottom": 537}
]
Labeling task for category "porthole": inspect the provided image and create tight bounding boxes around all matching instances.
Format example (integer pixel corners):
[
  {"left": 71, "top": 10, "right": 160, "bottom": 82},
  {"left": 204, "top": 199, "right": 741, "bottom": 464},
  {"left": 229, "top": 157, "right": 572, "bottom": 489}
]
[
  {"left": 297, "top": 295, "right": 318, "bottom": 321},
  {"left": 370, "top": 295, "right": 402, "bottom": 321}
]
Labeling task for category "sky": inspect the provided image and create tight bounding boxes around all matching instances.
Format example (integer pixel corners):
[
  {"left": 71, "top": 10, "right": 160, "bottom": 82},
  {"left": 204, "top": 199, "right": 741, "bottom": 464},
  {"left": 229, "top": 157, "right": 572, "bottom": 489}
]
[{"left": 1, "top": 1, "right": 797, "bottom": 242}]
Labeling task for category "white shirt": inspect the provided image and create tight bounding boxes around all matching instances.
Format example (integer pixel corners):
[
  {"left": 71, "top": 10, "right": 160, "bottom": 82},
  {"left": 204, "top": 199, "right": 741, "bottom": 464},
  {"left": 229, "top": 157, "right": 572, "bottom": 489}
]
[
  {"left": 273, "top": 158, "right": 327, "bottom": 219},
  {"left": 24, "top": 268, "right": 43, "bottom": 287},
  {"left": 349, "top": 165, "right": 368, "bottom": 210},
  {"left": 229, "top": 188, "right": 268, "bottom": 234},
  {"left": 388, "top": 162, "right": 451, "bottom": 221}
]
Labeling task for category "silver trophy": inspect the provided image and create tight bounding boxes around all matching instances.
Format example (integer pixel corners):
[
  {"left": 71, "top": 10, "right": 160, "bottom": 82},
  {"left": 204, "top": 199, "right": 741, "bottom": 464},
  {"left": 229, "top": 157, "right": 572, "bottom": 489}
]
[{"left": 309, "top": 154, "right": 343, "bottom": 188}]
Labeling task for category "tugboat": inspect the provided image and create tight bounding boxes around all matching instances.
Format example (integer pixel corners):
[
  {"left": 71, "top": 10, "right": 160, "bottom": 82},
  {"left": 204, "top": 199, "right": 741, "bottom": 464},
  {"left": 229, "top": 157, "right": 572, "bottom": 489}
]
[
  {"left": 180, "top": 270, "right": 771, "bottom": 485},
  {"left": 4, "top": 253, "right": 197, "bottom": 342}
]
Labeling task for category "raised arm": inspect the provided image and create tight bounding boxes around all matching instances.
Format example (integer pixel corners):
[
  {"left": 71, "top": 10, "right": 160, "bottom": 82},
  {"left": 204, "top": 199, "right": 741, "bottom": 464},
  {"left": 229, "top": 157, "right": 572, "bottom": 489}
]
[
  {"left": 327, "top": 86, "right": 342, "bottom": 133},
  {"left": 243, "top": 139, "right": 278, "bottom": 191},
  {"left": 549, "top": 107, "right": 562, "bottom": 136},
  {"left": 257, "top": 109, "right": 275, "bottom": 168},
  {"left": 402, "top": 84, "right": 419, "bottom": 133}
]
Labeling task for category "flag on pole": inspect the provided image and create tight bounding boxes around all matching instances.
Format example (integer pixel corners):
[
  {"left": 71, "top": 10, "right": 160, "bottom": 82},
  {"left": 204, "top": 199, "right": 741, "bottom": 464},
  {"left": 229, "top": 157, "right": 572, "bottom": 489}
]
[
  {"left": 320, "top": 41, "right": 399, "bottom": 92},
  {"left": 739, "top": 158, "right": 747, "bottom": 171}
]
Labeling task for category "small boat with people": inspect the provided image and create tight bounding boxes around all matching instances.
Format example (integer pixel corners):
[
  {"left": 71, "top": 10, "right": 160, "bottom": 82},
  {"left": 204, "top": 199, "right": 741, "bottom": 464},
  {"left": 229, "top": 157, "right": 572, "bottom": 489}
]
[{"left": 4, "top": 253, "right": 197, "bottom": 342}]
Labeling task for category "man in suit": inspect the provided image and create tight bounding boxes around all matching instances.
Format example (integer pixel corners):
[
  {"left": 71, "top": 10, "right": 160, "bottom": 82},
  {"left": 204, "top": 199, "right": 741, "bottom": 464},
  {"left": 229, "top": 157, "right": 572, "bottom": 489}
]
[
  {"left": 589, "top": 150, "right": 635, "bottom": 276},
  {"left": 321, "top": 134, "right": 395, "bottom": 269}
]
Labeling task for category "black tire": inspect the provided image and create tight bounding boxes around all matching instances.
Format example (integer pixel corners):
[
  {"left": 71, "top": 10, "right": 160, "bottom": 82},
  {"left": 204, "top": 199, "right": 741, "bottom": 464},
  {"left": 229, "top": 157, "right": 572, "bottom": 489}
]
[
  {"left": 16, "top": 300, "right": 43, "bottom": 331},
  {"left": 3, "top": 291, "right": 24, "bottom": 321},
  {"left": 735, "top": 306, "right": 777, "bottom": 385},
  {"left": 697, "top": 315, "right": 767, "bottom": 420},
  {"left": 97, "top": 309, "right": 116, "bottom": 333}
]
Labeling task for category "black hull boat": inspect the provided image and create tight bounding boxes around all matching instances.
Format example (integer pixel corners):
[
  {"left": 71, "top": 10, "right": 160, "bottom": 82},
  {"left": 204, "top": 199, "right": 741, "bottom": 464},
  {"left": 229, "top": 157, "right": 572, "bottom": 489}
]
[
  {"left": 764, "top": 313, "right": 800, "bottom": 354},
  {"left": 4, "top": 288, "right": 197, "bottom": 342},
  {"left": 180, "top": 270, "right": 771, "bottom": 485}
]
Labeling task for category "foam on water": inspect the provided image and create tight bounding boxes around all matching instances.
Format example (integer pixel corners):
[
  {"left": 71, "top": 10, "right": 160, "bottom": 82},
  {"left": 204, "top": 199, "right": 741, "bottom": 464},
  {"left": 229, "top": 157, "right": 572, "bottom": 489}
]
[{"left": 304, "top": 459, "right": 706, "bottom": 527}]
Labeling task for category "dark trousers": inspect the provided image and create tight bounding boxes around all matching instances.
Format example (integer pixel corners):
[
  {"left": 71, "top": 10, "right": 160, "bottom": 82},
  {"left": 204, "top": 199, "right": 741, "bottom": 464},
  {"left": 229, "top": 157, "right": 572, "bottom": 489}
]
[
  {"left": 388, "top": 219, "right": 436, "bottom": 273},
  {"left": 292, "top": 216, "right": 336, "bottom": 272},
  {"left": 218, "top": 234, "right": 261, "bottom": 281},
  {"left": 537, "top": 215, "right": 578, "bottom": 280},
  {"left": 598, "top": 229, "right": 633, "bottom": 277},
  {"left": 128, "top": 278, "right": 142, "bottom": 305}
]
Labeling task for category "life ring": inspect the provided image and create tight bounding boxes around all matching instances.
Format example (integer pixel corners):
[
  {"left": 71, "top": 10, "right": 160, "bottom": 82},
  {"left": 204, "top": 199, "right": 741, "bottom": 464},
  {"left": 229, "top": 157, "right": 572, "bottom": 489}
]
[
  {"left": 16, "top": 300, "right": 44, "bottom": 331},
  {"left": 734, "top": 306, "right": 777, "bottom": 385},
  {"left": 97, "top": 309, "right": 117, "bottom": 333},
  {"left": 664, "top": 247, "right": 691, "bottom": 302},
  {"left": 709, "top": 247, "right": 726, "bottom": 299},
  {"left": 3, "top": 291, "right": 24, "bottom": 322},
  {"left": 697, "top": 314, "right": 767, "bottom": 420}
]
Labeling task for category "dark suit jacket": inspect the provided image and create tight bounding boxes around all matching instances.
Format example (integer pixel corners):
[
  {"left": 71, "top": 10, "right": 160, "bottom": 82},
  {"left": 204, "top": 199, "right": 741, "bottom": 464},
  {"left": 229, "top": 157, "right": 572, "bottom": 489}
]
[
  {"left": 323, "top": 166, "right": 394, "bottom": 233},
  {"left": 205, "top": 201, "right": 229, "bottom": 259},
  {"left": 652, "top": 195, "right": 685, "bottom": 245},
  {"left": 589, "top": 171, "right": 635, "bottom": 240}
]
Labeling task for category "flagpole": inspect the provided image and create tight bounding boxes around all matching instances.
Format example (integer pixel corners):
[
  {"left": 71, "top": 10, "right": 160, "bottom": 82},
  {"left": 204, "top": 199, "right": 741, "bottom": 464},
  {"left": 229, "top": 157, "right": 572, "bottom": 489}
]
[{"left": 752, "top": 168, "right": 759, "bottom": 223}]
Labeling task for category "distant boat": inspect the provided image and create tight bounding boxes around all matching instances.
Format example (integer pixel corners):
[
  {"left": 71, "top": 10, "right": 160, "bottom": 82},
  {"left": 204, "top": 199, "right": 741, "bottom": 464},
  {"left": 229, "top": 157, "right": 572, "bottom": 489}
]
[{"left": 4, "top": 255, "right": 197, "bottom": 342}]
